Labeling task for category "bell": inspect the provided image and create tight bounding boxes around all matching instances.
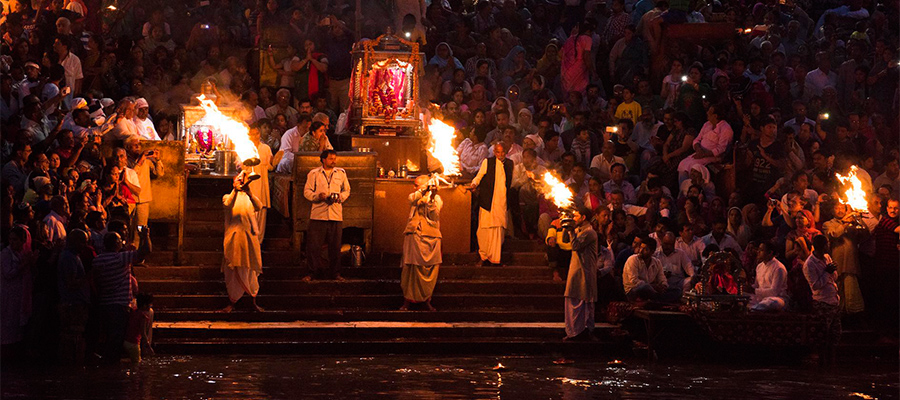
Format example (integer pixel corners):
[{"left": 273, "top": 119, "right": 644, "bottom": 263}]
[{"left": 242, "top": 157, "right": 261, "bottom": 167}]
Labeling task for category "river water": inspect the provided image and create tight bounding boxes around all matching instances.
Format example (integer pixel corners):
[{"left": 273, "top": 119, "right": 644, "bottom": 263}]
[{"left": 2, "top": 355, "right": 897, "bottom": 399}]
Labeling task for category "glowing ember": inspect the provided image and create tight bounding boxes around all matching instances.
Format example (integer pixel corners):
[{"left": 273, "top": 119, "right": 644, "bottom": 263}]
[
  {"left": 427, "top": 119, "right": 460, "bottom": 177},
  {"left": 835, "top": 165, "right": 869, "bottom": 213},
  {"left": 197, "top": 95, "right": 259, "bottom": 166},
  {"left": 541, "top": 172, "right": 574, "bottom": 209}
]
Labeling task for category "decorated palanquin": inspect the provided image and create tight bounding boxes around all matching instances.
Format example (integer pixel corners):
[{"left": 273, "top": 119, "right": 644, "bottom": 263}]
[
  {"left": 349, "top": 34, "right": 423, "bottom": 136},
  {"left": 180, "top": 104, "right": 242, "bottom": 164}
]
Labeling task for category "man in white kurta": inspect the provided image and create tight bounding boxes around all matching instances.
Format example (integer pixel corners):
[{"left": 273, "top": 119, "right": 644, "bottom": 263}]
[
  {"left": 656, "top": 232, "right": 695, "bottom": 293},
  {"left": 400, "top": 176, "right": 443, "bottom": 311},
  {"left": 247, "top": 127, "right": 274, "bottom": 243},
  {"left": 470, "top": 143, "right": 512, "bottom": 265},
  {"left": 564, "top": 208, "right": 598, "bottom": 340},
  {"left": 222, "top": 174, "right": 263, "bottom": 313},
  {"left": 750, "top": 241, "right": 789, "bottom": 311}
]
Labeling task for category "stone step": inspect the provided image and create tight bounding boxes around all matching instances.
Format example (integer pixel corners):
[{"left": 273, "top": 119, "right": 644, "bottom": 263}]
[
  {"left": 153, "top": 309, "right": 564, "bottom": 323},
  {"left": 146, "top": 250, "right": 298, "bottom": 266},
  {"left": 138, "top": 279, "right": 565, "bottom": 296},
  {"left": 181, "top": 236, "right": 293, "bottom": 251},
  {"left": 183, "top": 221, "right": 293, "bottom": 238},
  {"left": 153, "top": 321, "right": 590, "bottom": 340},
  {"left": 145, "top": 250, "right": 546, "bottom": 267},
  {"left": 151, "top": 294, "right": 564, "bottom": 311},
  {"left": 153, "top": 337, "right": 628, "bottom": 355},
  {"left": 135, "top": 265, "right": 553, "bottom": 281},
  {"left": 503, "top": 239, "right": 545, "bottom": 252}
]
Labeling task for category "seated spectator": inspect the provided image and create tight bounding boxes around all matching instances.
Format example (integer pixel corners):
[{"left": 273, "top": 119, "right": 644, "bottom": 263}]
[
  {"left": 603, "top": 163, "right": 636, "bottom": 204},
  {"left": 623, "top": 236, "right": 680, "bottom": 303},
  {"left": 750, "top": 241, "right": 789, "bottom": 312},
  {"left": 702, "top": 219, "right": 742, "bottom": 255},
  {"left": 656, "top": 231, "right": 695, "bottom": 294}
]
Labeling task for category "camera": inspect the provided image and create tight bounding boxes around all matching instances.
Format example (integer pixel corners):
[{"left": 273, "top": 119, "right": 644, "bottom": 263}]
[{"left": 825, "top": 262, "right": 838, "bottom": 274}]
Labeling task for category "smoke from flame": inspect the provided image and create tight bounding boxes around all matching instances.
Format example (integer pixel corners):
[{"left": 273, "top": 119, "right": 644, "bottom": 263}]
[
  {"left": 427, "top": 119, "right": 460, "bottom": 176},
  {"left": 835, "top": 165, "right": 869, "bottom": 213},
  {"left": 197, "top": 95, "right": 259, "bottom": 165},
  {"left": 541, "top": 172, "right": 573, "bottom": 209}
]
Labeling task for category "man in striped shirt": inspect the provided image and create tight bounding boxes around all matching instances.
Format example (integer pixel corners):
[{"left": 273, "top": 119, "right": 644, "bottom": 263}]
[{"left": 91, "top": 226, "right": 151, "bottom": 363}]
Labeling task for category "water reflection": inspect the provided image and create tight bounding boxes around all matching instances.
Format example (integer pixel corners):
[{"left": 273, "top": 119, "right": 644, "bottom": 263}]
[{"left": 1, "top": 355, "right": 896, "bottom": 399}]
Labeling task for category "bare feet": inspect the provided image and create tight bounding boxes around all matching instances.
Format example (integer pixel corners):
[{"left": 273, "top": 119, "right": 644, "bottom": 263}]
[
  {"left": 552, "top": 271, "right": 563, "bottom": 283},
  {"left": 301, "top": 275, "right": 313, "bottom": 282},
  {"left": 219, "top": 303, "right": 235, "bottom": 313},
  {"left": 425, "top": 301, "right": 436, "bottom": 312},
  {"left": 334, "top": 274, "right": 346, "bottom": 282},
  {"left": 251, "top": 298, "right": 265, "bottom": 312}
]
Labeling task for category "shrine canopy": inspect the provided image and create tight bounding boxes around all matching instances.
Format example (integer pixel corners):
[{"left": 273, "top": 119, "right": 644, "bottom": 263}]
[{"left": 349, "top": 34, "right": 424, "bottom": 136}]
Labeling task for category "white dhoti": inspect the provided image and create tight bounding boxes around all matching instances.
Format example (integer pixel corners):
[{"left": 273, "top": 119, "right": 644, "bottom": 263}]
[
  {"left": 256, "top": 208, "right": 268, "bottom": 243},
  {"left": 477, "top": 223, "right": 505, "bottom": 263},
  {"left": 564, "top": 297, "right": 595, "bottom": 338},
  {"left": 475, "top": 159, "right": 509, "bottom": 264},
  {"left": 223, "top": 191, "right": 263, "bottom": 304},
  {"left": 224, "top": 266, "right": 260, "bottom": 303}
]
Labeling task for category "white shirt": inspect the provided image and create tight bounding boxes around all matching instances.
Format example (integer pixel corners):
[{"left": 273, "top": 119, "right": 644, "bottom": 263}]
[
  {"left": 456, "top": 138, "right": 489, "bottom": 175},
  {"left": 803, "top": 68, "right": 838, "bottom": 100},
  {"left": 133, "top": 116, "right": 160, "bottom": 140},
  {"left": 753, "top": 258, "right": 788, "bottom": 302},
  {"left": 632, "top": 121, "right": 662, "bottom": 150},
  {"left": 58, "top": 52, "right": 83, "bottom": 106},
  {"left": 44, "top": 211, "right": 67, "bottom": 245},
  {"left": 276, "top": 126, "right": 306, "bottom": 174},
  {"left": 675, "top": 235, "right": 705, "bottom": 266},
  {"left": 693, "top": 120, "right": 733, "bottom": 158},
  {"left": 589, "top": 154, "right": 625, "bottom": 179},
  {"left": 655, "top": 248, "right": 695, "bottom": 283},
  {"left": 623, "top": 254, "right": 667, "bottom": 293},
  {"left": 803, "top": 253, "right": 839, "bottom": 306},
  {"left": 701, "top": 233, "right": 742, "bottom": 255},
  {"left": 303, "top": 166, "right": 350, "bottom": 221}
]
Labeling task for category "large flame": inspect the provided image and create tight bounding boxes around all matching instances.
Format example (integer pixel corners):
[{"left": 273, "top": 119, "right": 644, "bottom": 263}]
[
  {"left": 197, "top": 95, "right": 259, "bottom": 165},
  {"left": 835, "top": 165, "right": 869, "bottom": 213},
  {"left": 427, "top": 118, "right": 460, "bottom": 176},
  {"left": 541, "top": 172, "right": 573, "bottom": 209}
]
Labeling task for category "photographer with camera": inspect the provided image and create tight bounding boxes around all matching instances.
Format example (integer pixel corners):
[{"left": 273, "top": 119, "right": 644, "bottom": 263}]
[
  {"left": 302, "top": 150, "right": 350, "bottom": 281},
  {"left": 125, "top": 137, "right": 163, "bottom": 247}
]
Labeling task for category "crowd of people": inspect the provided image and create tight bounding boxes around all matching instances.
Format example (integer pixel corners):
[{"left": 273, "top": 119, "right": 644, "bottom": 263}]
[{"left": 1, "top": 0, "right": 899, "bottom": 361}]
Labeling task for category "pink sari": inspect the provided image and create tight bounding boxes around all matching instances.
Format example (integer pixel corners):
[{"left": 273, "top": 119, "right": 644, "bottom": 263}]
[{"left": 561, "top": 34, "right": 591, "bottom": 93}]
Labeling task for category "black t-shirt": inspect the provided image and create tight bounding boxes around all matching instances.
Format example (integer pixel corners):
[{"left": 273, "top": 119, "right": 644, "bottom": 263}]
[{"left": 747, "top": 139, "right": 785, "bottom": 190}]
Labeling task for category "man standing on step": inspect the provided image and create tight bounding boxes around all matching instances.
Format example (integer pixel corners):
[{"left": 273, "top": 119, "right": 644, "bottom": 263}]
[
  {"left": 221, "top": 173, "right": 264, "bottom": 313},
  {"left": 563, "top": 207, "right": 598, "bottom": 341},
  {"left": 125, "top": 137, "right": 163, "bottom": 247},
  {"left": 469, "top": 142, "right": 512, "bottom": 266},
  {"left": 400, "top": 175, "right": 442, "bottom": 311},
  {"left": 303, "top": 150, "right": 350, "bottom": 281}
]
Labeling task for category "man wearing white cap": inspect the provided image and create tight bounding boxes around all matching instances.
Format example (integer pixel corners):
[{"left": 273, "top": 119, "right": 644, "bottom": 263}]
[
  {"left": 17, "top": 62, "right": 42, "bottom": 103},
  {"left": 133, "top": 98, "right": 160, "bottom": 140}
]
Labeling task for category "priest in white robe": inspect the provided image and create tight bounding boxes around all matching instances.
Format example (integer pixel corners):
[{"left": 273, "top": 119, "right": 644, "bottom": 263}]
[
  {"left": 470, "top": 143, "right": 513, "bottom": 265},
  {"left": 750, "top": 241, "right": 789, "bottom": 312},
  {"left": 564, "top": 207, "right": 598, "bottom": 340},
  {"left": 246, "top": 125, "right": 277, "bottom": 243},
  {"left": 221, "top": 173, "right": 264, "bottom": 313},
  {"left": 400, "top": 176, "right": 443, "bottom": 311}
]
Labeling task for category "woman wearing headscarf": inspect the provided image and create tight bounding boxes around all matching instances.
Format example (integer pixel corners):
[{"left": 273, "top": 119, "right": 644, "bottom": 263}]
[
  {"left": 428, "top": 42, "right": 464, "bottom": 81},
  {"left": 726, "top": 207, "right": 752, "bottom": 248},
  {"left": 785, "top": 209, "right": 820, "bottom": 269},
  {"left": 500, "top": 46, "right": 531, "bottom": 94},
  {"left": 490, "top": 96, "right": 516, "bottom": 125},
  {"left": 536, "top": 42, "right": 561, "bottom": 81},
  {"left": 516, "top": 108, "right": 538, "bottom": 137}
]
